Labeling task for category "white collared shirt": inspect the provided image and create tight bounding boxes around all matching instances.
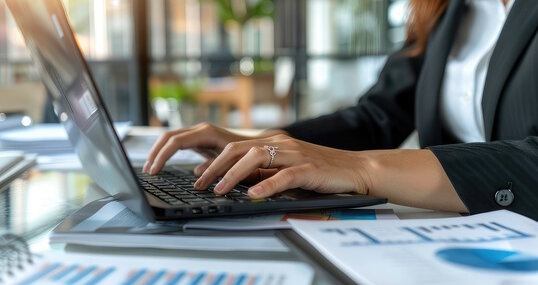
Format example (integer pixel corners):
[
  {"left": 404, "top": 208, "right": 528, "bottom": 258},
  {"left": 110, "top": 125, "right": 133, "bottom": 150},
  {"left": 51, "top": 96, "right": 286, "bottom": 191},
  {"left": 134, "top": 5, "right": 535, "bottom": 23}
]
[{"left": 440, "top": 0, "right": 514, "bottom": 143}]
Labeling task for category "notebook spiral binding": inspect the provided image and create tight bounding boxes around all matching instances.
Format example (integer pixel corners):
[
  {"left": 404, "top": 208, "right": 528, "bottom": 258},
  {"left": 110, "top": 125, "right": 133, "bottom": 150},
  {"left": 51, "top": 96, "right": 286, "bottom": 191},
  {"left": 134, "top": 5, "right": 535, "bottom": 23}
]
[{"left": 0, "top": 233, "right": 36, "bottom": 283}]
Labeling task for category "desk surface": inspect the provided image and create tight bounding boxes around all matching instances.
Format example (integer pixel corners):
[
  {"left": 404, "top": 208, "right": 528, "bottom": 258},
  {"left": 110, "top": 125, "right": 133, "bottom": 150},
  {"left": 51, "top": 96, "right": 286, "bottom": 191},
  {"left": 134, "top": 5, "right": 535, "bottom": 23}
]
[
  {"left": 0, "top": 167, "right": 459, "bottom": 285},
  {"left": 0, "top": 127, "right": 459, "bottom": 284}
]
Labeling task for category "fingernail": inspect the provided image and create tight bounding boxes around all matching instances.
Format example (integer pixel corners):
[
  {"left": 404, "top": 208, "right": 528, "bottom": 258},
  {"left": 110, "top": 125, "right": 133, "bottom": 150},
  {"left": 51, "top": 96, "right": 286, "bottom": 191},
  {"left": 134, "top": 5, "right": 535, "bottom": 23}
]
[
  {"left": 143, "top": 162, "right": 149, "bottom": 172},
  {"left": 149, "top": 165, "right": 157, "bottom": 175},
  {"left": 214, "top": 180, "right": 227, "bottom": 194},
  {"left": 249, "top": 186, "right": 264, "bottom": 198},
  {"left": 194, "top": 177, "right": 203, "bottom": 189}
]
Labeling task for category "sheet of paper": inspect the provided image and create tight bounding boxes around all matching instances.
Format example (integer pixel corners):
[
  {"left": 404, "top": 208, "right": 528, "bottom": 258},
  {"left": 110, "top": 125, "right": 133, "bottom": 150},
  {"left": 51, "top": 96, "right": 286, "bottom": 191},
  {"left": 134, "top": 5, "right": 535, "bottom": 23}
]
[
  {"left": 0, "top": 122, "right": 131, "bottom": 143},
  {"left": 184, "top": 208, "right": 398, "bottom": 230},
  {"left": 289, "top": 210, "right": 538, "bottom": 285},
  {"left": 37, "top": 133, "right": 205, "bottom": 170},
  {"left": 8, "top": 252, "right": 313, "bottom": 285},
  {"left": 51, "top": 199, "right": 288, "bottom": 252},
  {"left": 0, "top": 122, "right": 131, "bottom": 156}
]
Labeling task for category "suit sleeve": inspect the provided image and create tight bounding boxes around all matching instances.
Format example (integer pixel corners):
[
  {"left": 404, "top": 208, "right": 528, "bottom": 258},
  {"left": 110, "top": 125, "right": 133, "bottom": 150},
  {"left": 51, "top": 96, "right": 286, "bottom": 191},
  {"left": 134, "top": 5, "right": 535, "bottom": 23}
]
[
  {"left": 282, "top": 49, "right": 423, "bottom": 151},
  {"left": 429, "top": 136, "right": 538, "bottom": 220}
]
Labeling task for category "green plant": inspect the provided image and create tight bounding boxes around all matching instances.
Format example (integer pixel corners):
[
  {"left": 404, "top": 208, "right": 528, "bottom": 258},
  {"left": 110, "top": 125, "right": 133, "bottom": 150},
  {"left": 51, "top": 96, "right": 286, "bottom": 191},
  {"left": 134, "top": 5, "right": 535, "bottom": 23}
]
[
  {"left": 209, "top": 0, "right": 275, "bottom": 25},
  {"left": 150, "top": 81, "right": 201, "bottom": 103}
]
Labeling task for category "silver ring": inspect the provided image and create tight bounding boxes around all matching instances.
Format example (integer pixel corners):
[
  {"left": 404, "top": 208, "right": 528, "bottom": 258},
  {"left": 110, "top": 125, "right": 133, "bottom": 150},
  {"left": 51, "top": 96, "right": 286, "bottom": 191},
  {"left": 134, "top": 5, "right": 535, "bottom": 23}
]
[{"left": 264, "top": 145, "right": 278, "bottom": 168}]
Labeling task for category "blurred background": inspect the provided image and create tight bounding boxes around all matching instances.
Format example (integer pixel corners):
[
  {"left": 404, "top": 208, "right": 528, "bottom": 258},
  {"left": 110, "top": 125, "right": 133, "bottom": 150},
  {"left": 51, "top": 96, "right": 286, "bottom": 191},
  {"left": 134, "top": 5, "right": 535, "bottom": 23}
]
[{"left": 0, "top": 0, "right": 409, "bottom": 130}]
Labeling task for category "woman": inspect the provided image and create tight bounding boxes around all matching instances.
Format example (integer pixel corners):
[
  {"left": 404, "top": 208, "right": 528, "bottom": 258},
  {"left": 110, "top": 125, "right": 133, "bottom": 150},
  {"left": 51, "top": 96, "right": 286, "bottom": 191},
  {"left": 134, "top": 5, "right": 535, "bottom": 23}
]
[{"left": 144, "top": 0, "right": 538, "bottom": 219}]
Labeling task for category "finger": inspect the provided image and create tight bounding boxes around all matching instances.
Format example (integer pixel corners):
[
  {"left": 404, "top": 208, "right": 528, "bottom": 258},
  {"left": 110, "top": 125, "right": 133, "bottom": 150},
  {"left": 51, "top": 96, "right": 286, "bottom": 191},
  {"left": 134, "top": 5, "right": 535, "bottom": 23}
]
[
  {"left": 248, "top": 166, "right": 305, "bottom": 199},
  {"left": 212, "top": 147, "right": 271, "bottom": 195},
  {"left": 194, "top": 141, "right": 254, "bottom": 190},
  {"left": 194, "top": 159, "right": 214, "bottom": 177},
  {"left": 149, "top": 129, "right": 212, "bottom": 175},
  {"left": 196, "top": 141, "right": 292, "bottom": 190},
  {"left": 144, "top": 128, "right": 190, "bottom": 172}
]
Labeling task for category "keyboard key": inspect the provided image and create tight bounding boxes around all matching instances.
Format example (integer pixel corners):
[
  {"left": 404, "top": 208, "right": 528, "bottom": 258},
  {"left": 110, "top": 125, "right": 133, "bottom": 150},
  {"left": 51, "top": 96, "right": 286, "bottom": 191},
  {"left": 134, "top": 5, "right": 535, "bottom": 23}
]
[
  {"left": 188, "top": 201, "right": 211, "bottom": 206},
  {"left": 182, "top": 198, "right": 206, "bottom": 204},
  {"left": 228, "top": 192, "right": 247, "bottom": 197},
  {"left": 174, "top": 194, "right": 198, "bottom": 199},
  {"left": 196, "top": 193, "right": 218, "bottom": 198},
  {"left": 207, "top": 198, "right": 234, "bottom": 204},
  {"left": 165, "top": 191, "right": 187, "bottom": 195},
  {"left": 164, "top": 198, "right": 179, "bottom": 202}
]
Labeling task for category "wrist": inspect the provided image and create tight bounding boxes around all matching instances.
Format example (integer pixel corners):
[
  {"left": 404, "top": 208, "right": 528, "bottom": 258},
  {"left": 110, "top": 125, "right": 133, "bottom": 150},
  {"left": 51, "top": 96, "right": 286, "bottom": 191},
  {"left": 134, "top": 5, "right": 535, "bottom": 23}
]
[
  {"left": 349, "top": 150, "right": 378, "bottom": 196},
  {"left": 260, "top": 128, "right": 290, "bottom": 138}
]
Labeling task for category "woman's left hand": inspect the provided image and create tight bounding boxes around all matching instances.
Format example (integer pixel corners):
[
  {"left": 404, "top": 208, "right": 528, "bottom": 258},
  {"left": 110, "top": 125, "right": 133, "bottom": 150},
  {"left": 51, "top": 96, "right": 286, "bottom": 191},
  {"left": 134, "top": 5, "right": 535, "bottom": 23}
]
[{"left": 193, "top": 134, "right": 373, "bottom": 199}]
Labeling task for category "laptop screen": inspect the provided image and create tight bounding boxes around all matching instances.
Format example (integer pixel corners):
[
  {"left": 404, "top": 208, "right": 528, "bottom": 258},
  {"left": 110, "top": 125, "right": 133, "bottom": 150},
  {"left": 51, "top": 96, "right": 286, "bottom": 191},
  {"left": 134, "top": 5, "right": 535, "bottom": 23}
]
[{"left": 6, "top": 0, "right": 154, "bottom": 221}]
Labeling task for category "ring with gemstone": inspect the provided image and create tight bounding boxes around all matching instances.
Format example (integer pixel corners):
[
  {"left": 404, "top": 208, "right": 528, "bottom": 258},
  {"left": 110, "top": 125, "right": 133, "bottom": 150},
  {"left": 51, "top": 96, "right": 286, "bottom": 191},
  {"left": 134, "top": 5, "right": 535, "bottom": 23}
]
[{"left": 263, "top": 145, "right": 278, "bottom": 168}]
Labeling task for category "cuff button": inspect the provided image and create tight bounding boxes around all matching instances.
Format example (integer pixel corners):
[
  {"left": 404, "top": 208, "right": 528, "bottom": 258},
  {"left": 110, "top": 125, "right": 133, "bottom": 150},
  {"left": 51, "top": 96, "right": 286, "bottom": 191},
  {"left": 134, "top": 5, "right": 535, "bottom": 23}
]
[{"left": 495, "top": 189, "right": 514, "bottom": 207}]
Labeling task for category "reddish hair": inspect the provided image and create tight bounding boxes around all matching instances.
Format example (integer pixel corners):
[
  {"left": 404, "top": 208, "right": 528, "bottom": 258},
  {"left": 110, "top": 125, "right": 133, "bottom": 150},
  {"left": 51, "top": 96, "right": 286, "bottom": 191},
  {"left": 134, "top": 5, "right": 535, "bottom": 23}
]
[{"left": 406, "top": 0, "right": 449, "bottom": 56}]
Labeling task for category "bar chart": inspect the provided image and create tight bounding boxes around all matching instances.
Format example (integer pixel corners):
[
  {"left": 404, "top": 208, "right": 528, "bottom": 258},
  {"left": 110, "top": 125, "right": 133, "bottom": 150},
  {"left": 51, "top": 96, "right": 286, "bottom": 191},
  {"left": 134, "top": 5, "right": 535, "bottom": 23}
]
[
  {"left": 319, "top": 220, "right": 534, "bottom": 247},
  {"left": 17, "top": 262, "right": 287, "bottom": 285}
]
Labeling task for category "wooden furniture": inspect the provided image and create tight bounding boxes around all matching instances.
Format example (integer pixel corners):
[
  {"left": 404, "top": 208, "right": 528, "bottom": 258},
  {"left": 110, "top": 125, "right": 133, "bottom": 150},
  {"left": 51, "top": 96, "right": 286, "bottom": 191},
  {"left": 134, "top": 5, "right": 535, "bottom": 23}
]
[
  {"left": 0, "top": 82, "right": 47, "bottom": 123},
  {"left": 195, "top": 76, "right": 254, "bottom": 128}
]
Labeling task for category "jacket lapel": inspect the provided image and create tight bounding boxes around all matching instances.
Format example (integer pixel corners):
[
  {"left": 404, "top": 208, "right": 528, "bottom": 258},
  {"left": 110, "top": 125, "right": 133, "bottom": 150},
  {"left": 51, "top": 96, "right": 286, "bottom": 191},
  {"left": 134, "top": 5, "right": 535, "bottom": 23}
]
[
  {"left": 482, "top": 1, "right": 538, "bottom": 141},
  {"left": 416, "top": 0, "right": 466, "bottom": 147}
]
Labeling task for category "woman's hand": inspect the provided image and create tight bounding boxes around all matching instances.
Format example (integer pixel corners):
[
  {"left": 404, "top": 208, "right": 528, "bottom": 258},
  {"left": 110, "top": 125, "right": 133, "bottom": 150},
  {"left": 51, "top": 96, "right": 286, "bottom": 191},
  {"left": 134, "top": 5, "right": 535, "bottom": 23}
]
[
  {"left": 144, "top": 124, "right": 468, "bottom": 213},
  {"left": 143, "top": 123, "right": 286, "bottom": 176},
  {"left": 193, "top": 134, "right": 373, "bottom": 199}
]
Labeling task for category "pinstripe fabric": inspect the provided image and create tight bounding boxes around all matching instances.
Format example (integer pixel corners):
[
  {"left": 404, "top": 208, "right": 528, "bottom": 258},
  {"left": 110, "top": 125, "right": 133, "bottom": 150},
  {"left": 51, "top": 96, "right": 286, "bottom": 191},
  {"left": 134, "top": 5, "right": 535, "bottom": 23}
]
[
  {"left": 283, "top": 1, "right": 538, "bottom": 219},
  {"left": 430, "top": 137, "right": 538, "bottom": 219},
  {"left": 429, "top": 1, "right": 538, "bottom": 219}
]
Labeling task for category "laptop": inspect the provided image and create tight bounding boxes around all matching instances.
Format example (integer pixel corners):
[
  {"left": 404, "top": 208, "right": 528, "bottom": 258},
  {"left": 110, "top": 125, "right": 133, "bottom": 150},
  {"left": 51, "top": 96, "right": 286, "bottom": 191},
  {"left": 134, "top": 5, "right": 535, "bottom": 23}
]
[{"left": 6, "top": 0, "right": 386, "bottom": 222}]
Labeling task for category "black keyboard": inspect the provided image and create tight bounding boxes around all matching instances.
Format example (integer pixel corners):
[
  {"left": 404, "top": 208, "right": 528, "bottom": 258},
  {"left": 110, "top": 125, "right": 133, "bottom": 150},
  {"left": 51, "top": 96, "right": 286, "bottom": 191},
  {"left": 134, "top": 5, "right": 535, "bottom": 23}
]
[{"left": 136, "top": 169, "right": 253, "bottom": 206}]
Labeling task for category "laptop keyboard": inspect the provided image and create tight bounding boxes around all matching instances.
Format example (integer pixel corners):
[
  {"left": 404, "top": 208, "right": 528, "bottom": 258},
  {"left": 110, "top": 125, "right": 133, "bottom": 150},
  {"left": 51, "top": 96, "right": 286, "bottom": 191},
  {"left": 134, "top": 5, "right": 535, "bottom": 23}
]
[{"left": 137, "top": 169, "right": 275, "bottom": 207}]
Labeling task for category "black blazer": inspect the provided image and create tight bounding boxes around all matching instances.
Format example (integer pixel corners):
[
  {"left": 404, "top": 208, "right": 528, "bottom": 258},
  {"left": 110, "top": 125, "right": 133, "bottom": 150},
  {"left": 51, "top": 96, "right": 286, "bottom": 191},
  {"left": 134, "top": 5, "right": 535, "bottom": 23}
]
[{"left": 283, "top": 0, "right": 538, "bottom": 219}]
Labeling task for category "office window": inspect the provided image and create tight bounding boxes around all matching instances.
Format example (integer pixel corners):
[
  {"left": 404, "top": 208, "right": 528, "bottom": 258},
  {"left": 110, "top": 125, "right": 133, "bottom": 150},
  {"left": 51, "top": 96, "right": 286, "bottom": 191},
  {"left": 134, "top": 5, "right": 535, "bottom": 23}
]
[
  {"left": 149, "top": 0, "right": 279, "bottom": 129},
  {"left": 301, "top": 0, "right": 407, "bottom": 119},
  {"left": 0, "top": 0, "right": 138, "bottom": 124},
  {"left": 0, "top": 0, "right": 408, "bottom": 128}
]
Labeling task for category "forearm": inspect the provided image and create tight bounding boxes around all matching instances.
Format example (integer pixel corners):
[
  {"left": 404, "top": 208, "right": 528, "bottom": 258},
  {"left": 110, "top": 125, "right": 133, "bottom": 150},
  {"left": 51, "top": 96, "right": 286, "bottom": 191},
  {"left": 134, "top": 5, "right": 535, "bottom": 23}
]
[{"left": 362, "top": 149, "right": 468, "bottom": 213}]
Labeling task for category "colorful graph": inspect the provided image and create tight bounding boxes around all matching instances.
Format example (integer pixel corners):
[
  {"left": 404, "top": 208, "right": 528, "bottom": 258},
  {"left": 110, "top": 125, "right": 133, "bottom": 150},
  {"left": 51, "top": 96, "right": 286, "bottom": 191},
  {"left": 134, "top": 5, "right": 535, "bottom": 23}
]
[
  {"left": 19, "top": 263, "right": 116, "bottom": 285},
  {"left": 18, "top": 263, "right": 273, "bottom": 285},
  {"left": 436, "top": 248, "right": 538, "bottom": 272},
  {"left": 281, "top": 209, "right": 377, "bottom": 221},
  {"left": 319, "top": 221, "right": 534, "bottom": 247}
]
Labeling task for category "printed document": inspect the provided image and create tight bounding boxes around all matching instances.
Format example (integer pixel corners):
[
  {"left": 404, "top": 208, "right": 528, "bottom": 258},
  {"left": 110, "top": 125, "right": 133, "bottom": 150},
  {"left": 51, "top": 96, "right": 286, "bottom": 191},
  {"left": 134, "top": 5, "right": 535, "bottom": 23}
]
[
  {"left": 289, "top": 210, "right": 538, "bottom": 285},
  {"left": 6, "top": 251, "right": 313, "bottom": 285}
]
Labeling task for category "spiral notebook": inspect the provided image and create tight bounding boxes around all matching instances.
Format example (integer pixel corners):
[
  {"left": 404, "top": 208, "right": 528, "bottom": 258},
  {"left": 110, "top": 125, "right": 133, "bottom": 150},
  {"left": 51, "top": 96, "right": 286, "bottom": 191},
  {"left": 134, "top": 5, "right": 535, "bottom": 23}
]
[{"left": 1, "top": 234, "right": 313, "bottom": 285}]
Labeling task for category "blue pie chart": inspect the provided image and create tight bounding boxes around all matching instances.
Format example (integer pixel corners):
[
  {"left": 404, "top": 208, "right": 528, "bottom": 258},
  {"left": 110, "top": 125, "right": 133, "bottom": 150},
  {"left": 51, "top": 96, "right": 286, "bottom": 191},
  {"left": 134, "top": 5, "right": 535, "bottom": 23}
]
[{"left": 436, "top": 248, "right": 538, "bottom": 272}]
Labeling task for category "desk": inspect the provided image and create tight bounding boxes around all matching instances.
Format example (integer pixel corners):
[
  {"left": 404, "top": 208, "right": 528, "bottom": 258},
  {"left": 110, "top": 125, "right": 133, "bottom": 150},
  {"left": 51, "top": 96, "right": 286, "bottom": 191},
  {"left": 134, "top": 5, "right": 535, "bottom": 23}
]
[
  {"left": 0, "top": 168, "right": 459, "bottom": 285},
  {"left": 0, "top": 127, "right": 459, "bottom": 285}
]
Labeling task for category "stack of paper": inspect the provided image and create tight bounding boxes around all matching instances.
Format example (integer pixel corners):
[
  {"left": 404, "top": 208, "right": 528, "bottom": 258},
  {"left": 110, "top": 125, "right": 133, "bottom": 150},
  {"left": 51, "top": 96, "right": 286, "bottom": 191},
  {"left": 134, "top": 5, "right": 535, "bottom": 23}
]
[
  {"left": 50, "top": 199, "right": 289, "bottom": 252},
  {"left": 0, "top": 124, "right": 73, "bottom": 155},
  {"left": 0, "top": 122, "right": 131, "bottom": 156},
  {"left": 51, "top": 197, "right": 397, "bottom": 252},
  {"left": 184, "top": 208, "right": 397, "bottom": 231},
  {"left": 289, "top": 210, "right": 538, "bottom": 285}
]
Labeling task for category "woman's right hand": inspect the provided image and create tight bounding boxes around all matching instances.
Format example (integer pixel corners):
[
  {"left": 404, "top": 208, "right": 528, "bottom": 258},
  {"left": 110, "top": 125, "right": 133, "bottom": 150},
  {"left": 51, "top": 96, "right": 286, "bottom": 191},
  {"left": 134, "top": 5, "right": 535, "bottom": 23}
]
[{"left": 143, "top": 123, "right": 248, "bottom": 175}]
